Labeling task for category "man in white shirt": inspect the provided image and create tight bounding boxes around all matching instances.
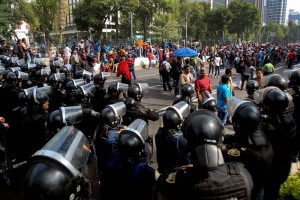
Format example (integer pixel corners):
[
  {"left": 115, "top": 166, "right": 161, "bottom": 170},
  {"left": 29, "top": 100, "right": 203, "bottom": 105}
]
[{"left": 64, "top": 43, "right": 72, "bottom": 63}]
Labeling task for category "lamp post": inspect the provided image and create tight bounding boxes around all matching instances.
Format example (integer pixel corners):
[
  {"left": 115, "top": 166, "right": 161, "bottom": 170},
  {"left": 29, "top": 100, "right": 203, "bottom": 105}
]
[{"left": 130, "top": 12, "right": 133, "bottom": 41}]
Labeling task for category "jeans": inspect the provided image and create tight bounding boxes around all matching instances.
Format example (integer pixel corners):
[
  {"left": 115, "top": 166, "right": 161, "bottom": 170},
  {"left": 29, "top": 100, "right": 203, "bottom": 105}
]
[
  {"left": 214, "top": 65, "right": 220, "bottom": 77},
  {"left": 129, "top": 65, "right": 136, "bottom": 80},
  {"left": 218, "top": 108, "right": 228, "bottom": 126}
]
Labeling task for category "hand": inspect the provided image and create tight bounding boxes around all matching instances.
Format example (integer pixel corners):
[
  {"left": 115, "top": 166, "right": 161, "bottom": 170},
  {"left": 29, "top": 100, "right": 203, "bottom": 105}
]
[
  {"left": 0, "top": 117, "right": 5, "bottom": 124},
  {"left": 2, "top": 123, "right": 9, "bottom": 129}
]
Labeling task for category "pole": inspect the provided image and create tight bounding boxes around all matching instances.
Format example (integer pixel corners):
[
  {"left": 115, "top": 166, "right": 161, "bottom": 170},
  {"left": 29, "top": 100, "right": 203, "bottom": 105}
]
[
  {"left": 130, "top": 12, "right": 133, "bottom": 41},
  {"left": 185, "top": 13, "right": 188, "bottom": 47},
  {"left": 105, "top": 23, "right": 108, "bottom": 42}
]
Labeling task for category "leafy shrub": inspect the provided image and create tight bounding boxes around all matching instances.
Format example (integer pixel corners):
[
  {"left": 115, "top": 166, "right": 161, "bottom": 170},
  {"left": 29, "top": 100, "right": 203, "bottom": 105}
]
[{"left": 279, "top": 172, "right": 300, "bottom": 200}]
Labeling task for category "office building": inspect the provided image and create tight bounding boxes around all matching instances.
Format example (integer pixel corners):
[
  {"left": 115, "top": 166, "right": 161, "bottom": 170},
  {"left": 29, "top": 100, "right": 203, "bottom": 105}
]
[{"left": 266, "top": 0, "right": 287, "bottom": 25}]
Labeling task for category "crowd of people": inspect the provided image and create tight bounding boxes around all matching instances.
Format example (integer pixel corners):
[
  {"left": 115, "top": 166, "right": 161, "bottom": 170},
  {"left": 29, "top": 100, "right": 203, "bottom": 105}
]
[{"left": 0, "top": 35, "right": 299, "bottom": 200}]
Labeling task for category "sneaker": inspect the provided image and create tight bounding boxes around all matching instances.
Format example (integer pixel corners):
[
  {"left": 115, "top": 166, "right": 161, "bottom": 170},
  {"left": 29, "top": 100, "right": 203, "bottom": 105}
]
[{"left": 175, "top": 95, "right": 181, "bottom": 98}]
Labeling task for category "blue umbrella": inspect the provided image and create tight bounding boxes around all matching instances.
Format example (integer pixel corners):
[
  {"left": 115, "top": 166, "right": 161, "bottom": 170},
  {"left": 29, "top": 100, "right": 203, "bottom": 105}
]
[{"left": 172, "top": 47, "right": 198, "bottom": 57}]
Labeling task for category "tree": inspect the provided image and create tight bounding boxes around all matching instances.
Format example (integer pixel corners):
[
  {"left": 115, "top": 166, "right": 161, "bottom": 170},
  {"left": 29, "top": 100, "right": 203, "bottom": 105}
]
[
  {"left": 227, "top": 0, "right": 260, "bottom": 42},
  {"left": 261, "top": 23, "right": 286, "bottom": 42},
  {"left": 73, "top": 0, "right": 112, "bottom": 34},
  {"left": 0, "top": 0, "right": 37, "bottom": 43},
  {"left": 59, "top": 0, "right": 67, "bottom": 44},
  {"left": 285, "top": 21, "right": 300, "bottom": 42},
  {"left": 32, "top": 0, "right": 59, "bottom": 50}
]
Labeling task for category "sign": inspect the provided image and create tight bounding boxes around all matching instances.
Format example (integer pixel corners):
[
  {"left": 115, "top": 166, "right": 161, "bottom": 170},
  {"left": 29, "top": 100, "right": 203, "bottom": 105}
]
[{"left": 269, "top": 32, "right": 276, "bottom": 37}]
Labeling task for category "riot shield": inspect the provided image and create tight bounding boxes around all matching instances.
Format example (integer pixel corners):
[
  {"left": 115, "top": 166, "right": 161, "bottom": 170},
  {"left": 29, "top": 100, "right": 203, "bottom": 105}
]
[{"left": 59, "top": 106, "right": 83, "bottom": 125}]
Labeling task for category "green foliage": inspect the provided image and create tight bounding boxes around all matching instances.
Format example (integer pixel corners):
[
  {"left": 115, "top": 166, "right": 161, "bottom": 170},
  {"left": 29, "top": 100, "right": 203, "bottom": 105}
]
[
  {"left": 279, "top": 172, "right": 300, "bottom": 200},
  {"left": 261, "top": 23, "right": 286, "bottom": 42},
  {"left": 227, "top": 0, "right": 260, "bottom": 42},
  {"left": 73, "top": 0, "right": 112, "bottom": 33},
  {"left": 0, "top": 0, "right": 26, "bottom": 42}
]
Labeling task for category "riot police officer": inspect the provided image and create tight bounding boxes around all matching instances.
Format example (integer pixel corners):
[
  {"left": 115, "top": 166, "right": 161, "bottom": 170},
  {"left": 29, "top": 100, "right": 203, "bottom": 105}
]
[
  {"left": 155, "top": 101, "right": 190, "bottom": 173},
  {"left": 100, "top": 119, "right": 156, "bottom": 200},
  {"left": 224, "top": 97, "right": 273, "bottom": 199},
  {"left": 91, "top": 72, "right": 109, "bottom": 112},
  {"left": 245, "top": 80, "right": 259, "bottom": 101},
  {"left": 103, "top": 82, "right": 127, "bottom": 107},
  {"left": 62, "top": 80, "right": 78, "bottom": 106},
  {"left": 287, "top": 69, "right": 300, "bottom": 160},
  {"left": 123, "top": 83, "right": 159, "bottom": 126},
  {"left": 23, "top": 126, "right": 100, "bottom": 200},
  {"left": 153, "top": 109, "right": 253, "bottom": 200},
  {"left": 254, "top": 86, "right": 298, "bottom": 200},
  {"left": 172, "top": 83, "right": 197, "bottom": 112},
  {"left": 264, "top": 73, "right": 294, "bottom": 114},
  {"left": 22, "top": 88, "right": 50, "bottom": 160}
]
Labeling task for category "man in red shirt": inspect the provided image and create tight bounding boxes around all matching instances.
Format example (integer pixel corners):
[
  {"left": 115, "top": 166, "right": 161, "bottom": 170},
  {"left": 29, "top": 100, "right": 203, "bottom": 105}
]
[
  {"left": 117, "top": 56, "right": 132, "bottom": 86},
  {"left": 195, "top": 67, "right": 211, "bottom": 109},
  {"left": 288, "top": 48, "right": 295, "bottom": 69},
  {"left": 147, "top": 51, "right": 154, "bottom": 69},
  {"left": 127, "top": 54, "right": 136, "bottom": 80}
]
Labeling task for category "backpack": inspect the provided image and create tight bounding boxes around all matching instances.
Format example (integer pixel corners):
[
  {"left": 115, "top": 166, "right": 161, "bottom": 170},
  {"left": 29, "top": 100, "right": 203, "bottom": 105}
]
[
  {"left": 159, "top": 62, "right": 167, "bottom": 74},
  {"left": 234, "top": 56, "right": 240, "bottom": 65},
  {"left": 12, "top": 44, "right": 19, "bottom": 54}
]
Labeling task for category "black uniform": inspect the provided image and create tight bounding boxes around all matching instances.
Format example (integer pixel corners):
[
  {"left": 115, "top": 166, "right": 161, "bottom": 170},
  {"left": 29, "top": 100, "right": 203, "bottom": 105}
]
[{"left": 123, "top": 97, "right": 159, "bottom": 126}]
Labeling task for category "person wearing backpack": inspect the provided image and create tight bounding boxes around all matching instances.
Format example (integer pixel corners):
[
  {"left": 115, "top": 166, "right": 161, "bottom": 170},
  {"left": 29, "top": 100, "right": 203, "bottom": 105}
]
[
  {"left": 160, "top": 55, "right": 172, "bottom": 92},
  {"left": 153, "top": 109, "right": 253, "bottom": 200}
]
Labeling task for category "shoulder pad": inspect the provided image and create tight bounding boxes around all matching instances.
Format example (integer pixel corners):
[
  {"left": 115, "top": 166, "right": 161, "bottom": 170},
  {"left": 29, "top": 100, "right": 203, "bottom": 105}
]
[
  {"left": 166, "top": 172, "right": 177, "bottom": 184},
  {"left": 227, "top": 148, "right": 241, "bottom": 157},
  {"left": 124, "top": 97, "right": 135, "bottom": 105}
]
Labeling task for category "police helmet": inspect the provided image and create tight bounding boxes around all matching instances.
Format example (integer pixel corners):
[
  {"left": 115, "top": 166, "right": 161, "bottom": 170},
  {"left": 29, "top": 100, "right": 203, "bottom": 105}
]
[
  {"left": 74, "top": 70, "right": 83, "bottom": 79},
  {"left": 232, "top": 101, "right": 268, "bottom": 147},
  {"left": 118, "top": 130, "right": 145, "bottom": 161},
  {"left": 266, "top": 74, "right": 288, "bottom": 91},
  {"left": 127, "top": 84, "right": 142, "bottom": 101},
  {"left": 6, "top": 72, "right": 17, "bottom": 83},
  {"left": 107, "top": 83, "right": 119, "bottom": 98},
  {"left": 246, "top": 80, "right": 259, "bottom": 98},
  {"left": 93, "top": 73, "right": 106, "bottom": 86},
  {"left": 182, "top": 109, "right": 224, "bottom": 150},
  {"left": 163, "top": 101, "right": 190, "bottom": 131},
  {"left": 101, "top": 108, "right": 119, "bottom": 128},
  {"left": 263, "top": 87, "right": 288, "bottom": 114},
  {"left": 66, "top": 80, "right": 77, "bottom": 91},
  {"left": 200, "top": 90, "right": 217, "bottom": 112},
  {"left": 36, "top": 69, "right": 49, "bottom": 80},
  {"left": 30, "top": 88, "right": 49, "bottom": 105},
  {"left": 232, "top": 101, "right": 262, "bottom": 132},
  {"left": 163, "top": 110, "right": 182, "bottom": 131},
  {"left": 289, "top": 70, "right": 300, "bottom": 87},
  {"left": 181, "top": 83, "right": 194, "bottom": 98},
  {"left": 24, "top": 162, "right": 75, "bottom": 200}
]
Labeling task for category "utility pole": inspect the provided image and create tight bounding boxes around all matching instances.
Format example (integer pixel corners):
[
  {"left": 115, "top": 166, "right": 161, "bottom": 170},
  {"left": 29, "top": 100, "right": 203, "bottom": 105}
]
[
  {"left": 131, "top": 12, "right": 133, "bottom": 41},
  {"left": 185, "top": 13, "right": 188, "bottom": 47}
]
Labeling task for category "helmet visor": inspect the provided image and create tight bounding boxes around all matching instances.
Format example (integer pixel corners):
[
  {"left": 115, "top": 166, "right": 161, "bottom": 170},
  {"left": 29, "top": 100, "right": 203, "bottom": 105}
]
[
  {"left": 253, "top": 86, "right": 279, "bottom": 105},
  {"left": 227, "top": 96, "right": 249, "bottom": 117},
  {"left": 135, "top": 83, "right": 149, "bottom": 94},
  {"left": 117, "top": 82, "right": 129, "bottom": 92},
  {"left": 59, "top": 106, "right": 83, "bottom": 125},
  {"left": 79, "top": 82, "right": 95, "bottom": 96},
  {"left": 106, "top": 102, "right": 126, "bottom": 118},
  {"left": 124, "top": 119, "right": 148, "bottom": 143},
  {"left": 32, "top": 126, "right": 90, "bottom": 177},
  {"left": 166, "top": 100, "right": 190, "bottom": 120}
]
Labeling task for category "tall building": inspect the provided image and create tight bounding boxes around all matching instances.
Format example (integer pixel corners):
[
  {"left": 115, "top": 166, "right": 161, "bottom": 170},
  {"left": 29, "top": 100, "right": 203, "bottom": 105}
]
[
  {"left": 266, "top": 0, "right": 287, "bottom": 25},
  {"left": 289, "top": 9, "right": 300, "bottom": 26}
]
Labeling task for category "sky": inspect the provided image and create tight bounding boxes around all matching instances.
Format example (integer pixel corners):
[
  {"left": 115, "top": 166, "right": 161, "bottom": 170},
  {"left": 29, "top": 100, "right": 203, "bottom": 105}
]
[{"left": 287, "top": 0, "right": 300, "bottom": 12}]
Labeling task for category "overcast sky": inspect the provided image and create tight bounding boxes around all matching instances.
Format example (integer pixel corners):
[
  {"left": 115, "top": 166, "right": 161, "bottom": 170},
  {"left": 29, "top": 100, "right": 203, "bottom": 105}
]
[{"left": 287, "top": 0, "right": 300, "bottom": 12}]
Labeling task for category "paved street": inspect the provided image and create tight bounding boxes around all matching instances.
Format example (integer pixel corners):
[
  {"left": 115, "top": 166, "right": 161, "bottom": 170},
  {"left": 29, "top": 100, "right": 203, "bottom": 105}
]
[{"left": 40, "top": 57, "right": 300, "bottom": 174}]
